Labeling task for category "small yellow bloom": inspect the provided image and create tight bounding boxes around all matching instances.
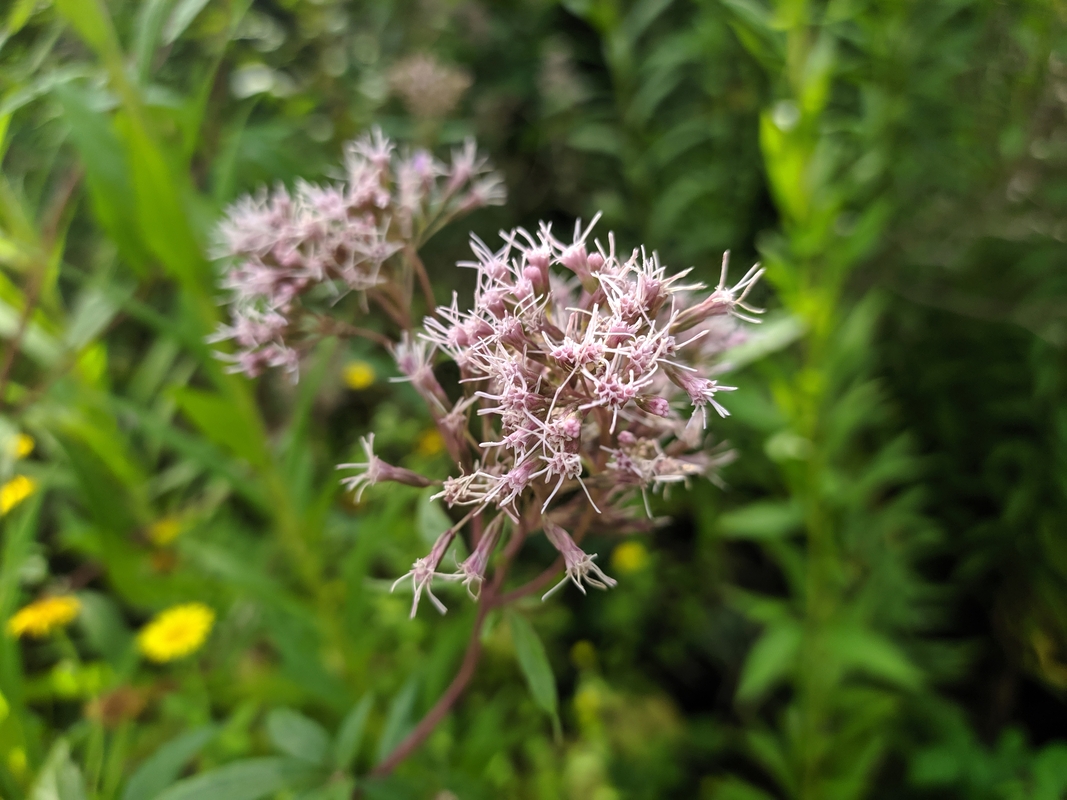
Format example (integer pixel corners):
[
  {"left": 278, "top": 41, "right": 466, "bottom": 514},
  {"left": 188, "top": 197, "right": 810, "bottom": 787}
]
[
  {"left": 147, "top": 516, "right": 183, "bottom": 547},
  {"left": 570, "top": 639, "right": 598, "bottom": 671},
  {"left": 7, "top": 595, "right": 81, "bottom": 639},
  {"left": 137, "top": 603, "right": 214, "bottom": 663},
  {"left": 12, "top": 434, "right": 34, "bottom": 459},
  {"left": 416, "top": 428, "right": 444, "bottom": 457},
  {"left": 610, "top": 541, "right": 649, "bottom": 574},
  {"left": 0, "top": 475, "right": 37, "bottom": 515},
  {"left": 7, "top": 747, "right": 27, "bottom": 781},
  {"left": 343, "top": 360, "right": 376, "bottom": 390}
]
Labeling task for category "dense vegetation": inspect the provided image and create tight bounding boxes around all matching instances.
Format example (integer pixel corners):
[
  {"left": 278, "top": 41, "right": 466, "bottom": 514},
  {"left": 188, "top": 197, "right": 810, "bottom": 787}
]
[{"left": 2, "top": 0, "right": 1066, "bottom": 798}]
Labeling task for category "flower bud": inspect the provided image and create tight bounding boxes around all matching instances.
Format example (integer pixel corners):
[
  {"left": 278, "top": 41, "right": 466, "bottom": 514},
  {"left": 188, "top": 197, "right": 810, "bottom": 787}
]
[{"left": 637, "top": 396, "right": 672, "bottom": 417}]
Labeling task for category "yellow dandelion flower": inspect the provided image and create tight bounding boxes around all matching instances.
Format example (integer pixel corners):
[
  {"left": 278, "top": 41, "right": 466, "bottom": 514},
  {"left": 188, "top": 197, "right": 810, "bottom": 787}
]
[
  {"left": 0, "top": 475, "right": 37, "bottom": 516},
  {"left": 147, "top": 516, "right": 183, "bottom": 547},
  {"left": 610, "top": 541, "right": 649, "bottom": 574},
  {"left": 343, "top": 360, "right": 376, "bottom": 390},
  {"left": 137, "top": 603, "right": 214, "bottom": 663},
  {"left": 7, "top": 747, "right": 27, "bottom": 781},
  {"left": 13, "top": 434, "right": 34, "bottom": 459},
  {"left": 7, "top": 595, "right": 81, "bottom": 639},
  {"left": 416, "top": 428, "right": 444, "bottom": 457}
]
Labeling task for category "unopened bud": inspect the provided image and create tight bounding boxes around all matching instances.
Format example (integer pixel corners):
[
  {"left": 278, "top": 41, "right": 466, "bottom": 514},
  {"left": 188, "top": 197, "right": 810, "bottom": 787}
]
[{"left": 637, "top": 396, "right": 671, "bottom": 417}]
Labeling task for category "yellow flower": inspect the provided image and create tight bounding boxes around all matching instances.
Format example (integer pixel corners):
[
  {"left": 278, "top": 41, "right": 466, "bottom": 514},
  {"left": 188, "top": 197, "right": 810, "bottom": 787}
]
[
  {"left": 610, "top": 541, "right": 649, "bottom": 574},
  {"left": 416, "top": 428, "right": 444, "bottom": 457},
  {"left": 7, "top": 596, "right": 81, "bottom": 639},
  {"left": 343, "top": 360, "right": 376, "bottom": 390},
  {"left": 570, "top": 639, "right": 598, "bottom": 671},
  {"left": 12, "top": 434, "right": 34, "bottom": 459},
  {"left": 0, "top": 475, "right": 37, "bottom": 515},
  {"left": 137, "top": 603, "right": 215, "bottom": 663},
  {"left": 7, "top": 747, "right": 27, "bottom": 781},
  {"left": 147, "top": 516, "right": 183, "bottom": 547}
]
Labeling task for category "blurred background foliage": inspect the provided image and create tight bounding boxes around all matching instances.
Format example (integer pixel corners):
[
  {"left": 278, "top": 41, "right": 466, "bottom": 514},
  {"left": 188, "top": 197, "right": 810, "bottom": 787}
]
[{"left": 1, "top": 0, "right": 1067, "bottom": 798}]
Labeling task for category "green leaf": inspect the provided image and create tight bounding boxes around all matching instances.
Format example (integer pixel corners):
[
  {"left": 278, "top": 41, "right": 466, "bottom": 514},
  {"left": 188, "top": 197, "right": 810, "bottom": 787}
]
[
  {"left": 417, "top": 489, "right": 454, "bottom": 547},
  {"left": 0, "top": 490, "right": 43, "bottom": 707},
  {"left": 0, "top": 66, "right": 97, "bottom": 120},
  {"left": 121, "top": 726, "right": 217, "bottom": 800},
  {"left": 332, "top": 695, "right": 373, "bottom": 772},
  {"left": 725, "top": 588, "right": 791, "bottom": 626},
  {"left": 108, "top": 395, "right": 268, "bottom": 511},
  {"left": 54, "top": 0, "right": 120, "bottom": 62},
  {"left": 620, "top": 0, "right": 674, "bottom": 44},
  {"left": 568, "top": 125, "right": 623, "bottom": 158},
  {"left": 77, "top": 591, "right": 133, "bottom": 668},
  {"left": 507, "top": 611, "right": 560, "bottom": 735},
  {"left": 153, "top": 757, "right": 316, "bottom": 800},
  {"left": 1033, "top": 743, "right": 1067, "bottom": 800},
  {"left": 117, "top": 113, "right": 208, "bottom": 286},
  {"left": 5, "top": 0, "right": 39, "bottom": 37},
  {"left": 292, "top": 783, "right": 355, "bottom": 800},
  {"left": 54, "top": 85, "right": 150, "bottom": 273},
  {"left": 0, "top": 292, "right": 62, "bottom": 368},
  {"left": 719, "top": 501, "right": 803, "bottom": 540},
  {"left": 29, "top": 740, "right": 86, "bottom": 800},
  {"left": 375, "top": 678, "right": 418, "bottom": 764},
  {"left": 736, "top": 620, "right": 801, "bottom": 704},
  {"left": 172, "top": 387, "right": 269, "bottom": 468},
  {"left": 706, "top": 776, "right": 778, "bottom": 800},
  {"left": 267, "top": 709, "right": 330, "bottom": 765},
  {"left": 162, "top": 0, "right": 211, "bottom": 45},
  {"left": 64, "top": 286, "right": 122, "bottom": 351},
  {"left": 132, "top": 0, "right": 174, "bottom": 80},
  {"left": 745, "top": 729, "right": 794, "bottom": 795},
  {"left": 725, "top": 313, "right": 805, "bottom": 369},
  {"left": 825, "top": 627, "right": 922, "bottom": 690}
]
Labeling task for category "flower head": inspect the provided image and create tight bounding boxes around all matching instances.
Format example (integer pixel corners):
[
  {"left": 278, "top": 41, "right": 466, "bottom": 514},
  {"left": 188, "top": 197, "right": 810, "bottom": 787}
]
[
  {"left": 353, "top": 217, "right": 761, "bottom": 610},
  {"left": 147, "top": 516, "right": 183, "bottom": 547},
  {"left": 541, "top": 520, "right": 617, "bottom": 600},
  {"left": 7, "top": 595, "right": 80, "bottom": 639},
  {"left": 343, "top": 360, "right": 376, "bottom": 390},
  {"left": 137, "top": 603, "right": 215, "bottom": 662},
  {"left": 389, "top": 54, "right": 472, "bottom": 120},
  {"left": 8, "top": 434, "right": 34, "bottom": 459},
  {"left": 453, "top": 519, "right": 503, "bottom": 600},
  {"left": 338, "top": 433, "right": 433, "bottom": 502},
  {"left": 1, "top": 475, "right": 37, "bottom": 515},
  {"left": 211, "top": 130, "right": 503, "bottom": 379},
  {"left": 416, "top": 219, "right": 759, "bottom": 525},
  {"left": 392, "top": 529, "right": 460, "bottom": 617}
]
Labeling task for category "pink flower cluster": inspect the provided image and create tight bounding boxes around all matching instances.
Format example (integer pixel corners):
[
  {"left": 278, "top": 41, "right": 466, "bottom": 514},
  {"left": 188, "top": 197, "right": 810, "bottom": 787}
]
[
  {"left": 211, "top": 129, "right": 762, "bottom": 616},
  {"left": 210, "top": 129, "right": 504, "bottom": 377},
  {"left": 347, "top": 215, "right": 763, "bottom": 615}
]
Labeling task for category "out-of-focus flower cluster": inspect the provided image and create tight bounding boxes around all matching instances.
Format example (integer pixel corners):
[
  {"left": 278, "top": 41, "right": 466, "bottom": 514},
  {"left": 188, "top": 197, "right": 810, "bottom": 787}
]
[
  {"left": 389, "top": 53, "right": 473, "bottom": 120},
  {"left": 210, "top": 129, "right": 504, "bottom": 378},
  {"left": 343, "top": 215, "right": 763, "bottom": 615}
]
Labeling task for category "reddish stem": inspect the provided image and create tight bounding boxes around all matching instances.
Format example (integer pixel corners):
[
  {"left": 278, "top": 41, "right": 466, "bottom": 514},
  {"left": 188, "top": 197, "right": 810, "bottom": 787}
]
[
  {"left": 368, "top": 598, "right": 491, "bottom": 778},
  {"left": 322, "top": 319, "right": 393, "bottom": 349},
  {"left": 363, "top": 520, "right": 529, "bottom": 787},
  {"left": 407, "top": 246, "right": 437, "bottom": 315},
  {"left": 359, "top": 488, "right": 607, "bottom": 788}
]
